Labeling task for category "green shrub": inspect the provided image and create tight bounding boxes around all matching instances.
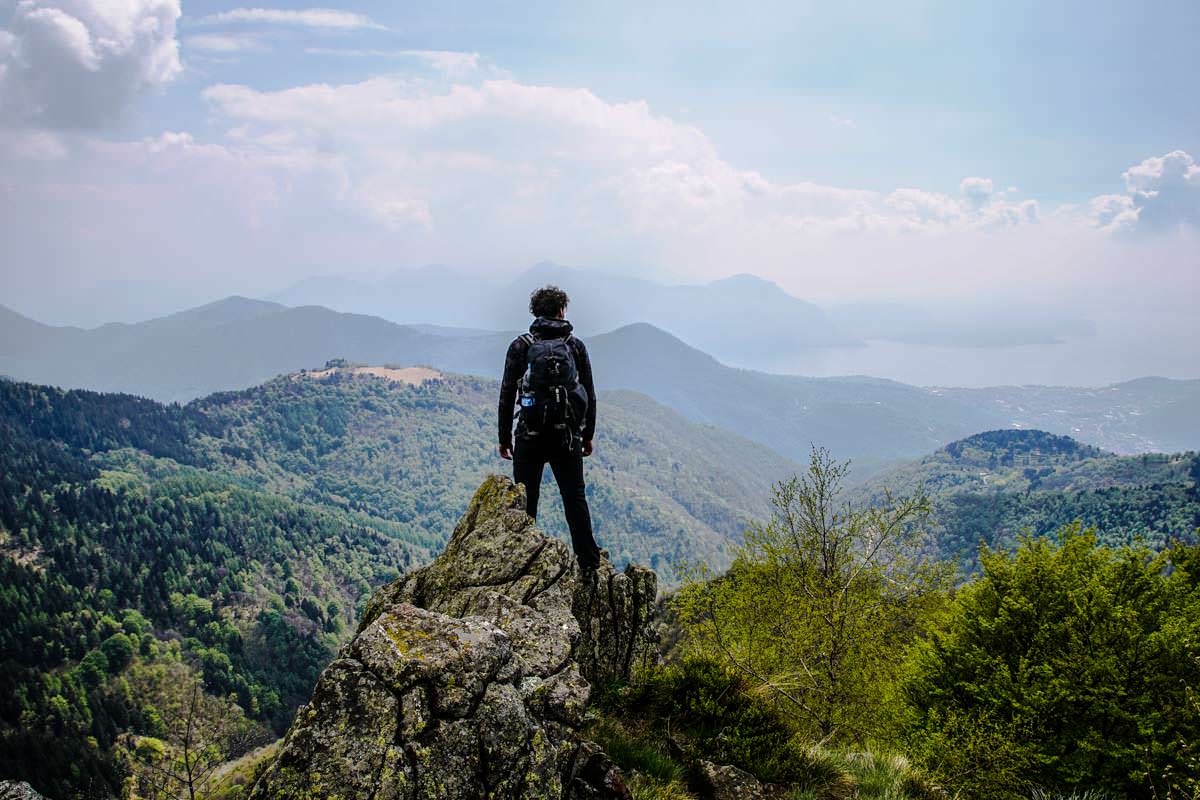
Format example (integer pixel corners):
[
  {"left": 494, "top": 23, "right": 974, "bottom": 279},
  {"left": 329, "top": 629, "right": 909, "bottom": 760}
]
[{"left": 902, "top": 529, "right": 1200, "bottom": 799}]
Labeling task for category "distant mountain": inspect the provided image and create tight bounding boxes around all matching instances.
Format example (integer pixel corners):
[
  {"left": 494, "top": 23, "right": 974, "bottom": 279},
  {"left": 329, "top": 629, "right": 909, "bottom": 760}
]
[
  {"left": 854, "top": 429, "right": 1200, "bottom": 571},
  {"left": 3, "top": 301, "right": 1199, "bottom": 466},
  {"left": 0, "top": 299, "right": 509, "bottom": 403},
  {"left": 270, "top": 262, "right": 858, "bottom": 366},
  {"left": 503, "top": 263, "right": 858, "bottom": 356},
  {"left": 586, "top": 324, "right": 1200, "bottom": 465},
  {"left": 585, "top": 323, "right": 1000, "bottom": 468},
  {"left": 136, "top": 295, "right": 285, "bottom": 329}
]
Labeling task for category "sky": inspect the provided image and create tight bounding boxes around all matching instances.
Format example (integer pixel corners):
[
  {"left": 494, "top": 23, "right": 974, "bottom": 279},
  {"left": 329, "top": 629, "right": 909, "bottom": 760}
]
[{"left": 1, "top": 0, "right": 1198, "bottom": 382}]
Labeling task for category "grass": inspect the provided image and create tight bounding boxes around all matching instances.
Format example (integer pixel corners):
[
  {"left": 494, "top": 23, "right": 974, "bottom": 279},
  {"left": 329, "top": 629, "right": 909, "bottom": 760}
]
[
  {"left": 204, "top": 741, "right": 279, "bottom": 799},
  {"left": 589, "top": 656, "right": 943, "bottom": 800},
  {"left": 589, "top": 715, "right": 685, "bottom": 786},
  {"left": 626, "top": 773, "right": 697, "bottom": 800}
]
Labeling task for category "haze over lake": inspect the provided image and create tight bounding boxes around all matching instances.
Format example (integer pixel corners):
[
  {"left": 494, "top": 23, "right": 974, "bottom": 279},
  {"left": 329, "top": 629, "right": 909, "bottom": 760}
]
[{"left": 754, "top": 313, "right": 1198, "bottom": 387}]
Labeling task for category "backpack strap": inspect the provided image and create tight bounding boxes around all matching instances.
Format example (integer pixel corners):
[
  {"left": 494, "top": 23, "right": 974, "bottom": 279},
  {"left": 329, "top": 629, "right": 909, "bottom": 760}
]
[{"left": 519, "top": 333, "right": 535, "bottom": 364}]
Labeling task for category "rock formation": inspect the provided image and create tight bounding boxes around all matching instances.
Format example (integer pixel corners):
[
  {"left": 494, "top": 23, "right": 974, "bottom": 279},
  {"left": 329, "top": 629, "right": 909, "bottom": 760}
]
[
  {"left": 0, "top": 782, "right": 48, "bottom": 800},
  {"left": 247, "top": 475, "right": 657, "bottom": 799},
  {"left": 696, "top": 761, "right": 790, "bottom": 800}
]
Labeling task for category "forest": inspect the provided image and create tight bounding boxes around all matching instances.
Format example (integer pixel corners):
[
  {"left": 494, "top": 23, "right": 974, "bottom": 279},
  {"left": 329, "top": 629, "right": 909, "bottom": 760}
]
[
  {"left": 0, "top": 371, "right": 788, "bottom": 796},
  {"left": 0, "top": 375, "right": 1197, "bottom": 798}
]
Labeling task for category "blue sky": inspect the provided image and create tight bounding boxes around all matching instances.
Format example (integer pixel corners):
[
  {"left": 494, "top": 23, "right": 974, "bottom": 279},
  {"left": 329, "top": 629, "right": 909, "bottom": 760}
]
[
  {"left": 1, "top": 0, "right": 1197, "bottom": 384},
  {"left": 151, "top": 0, "right": 1200, "bottom": 203}
]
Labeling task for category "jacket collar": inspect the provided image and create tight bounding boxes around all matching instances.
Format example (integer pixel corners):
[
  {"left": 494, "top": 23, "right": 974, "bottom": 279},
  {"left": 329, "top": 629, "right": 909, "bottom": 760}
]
[{"left": 529, "top": 317, "right": 573, "bottom": 339}]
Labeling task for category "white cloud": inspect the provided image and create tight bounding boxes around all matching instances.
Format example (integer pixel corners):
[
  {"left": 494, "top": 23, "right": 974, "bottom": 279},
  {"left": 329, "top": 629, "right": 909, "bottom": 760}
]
[
  {"left": 0, "top": 0, "right": 182, "bottom": 128},
  {"left": 1085, "top": 194, "right": 1138, "bottom": 233},
  {"left": 1, "top": 68, "right": 1195, "bottom": 327},
  {"left": 1124, "top": 150, "right": 1200, "bottom": 193},
  {"left": 197, "top": 8, "right": 385, "bottom": 31},
  {"left": 159, "top": 75, "right": 1077, "bottom": 291},
  {"left": 1121, "top": 150, "right": 1200, "bottom": 230},
  {"left": 886, "top": 188, "right": 964, "bottom": 227},
  {"left": 181, "top": 75, "right": 1078, "bottom": 253},
  {"left": 1068, "top": 150, "right": 1200, "bottom": 233},
  {"left": 185, "top": 33, "right": 264, "bottom": 54},
  {"left": 960, "top": 176, "right": 994, "bottom": 208}
]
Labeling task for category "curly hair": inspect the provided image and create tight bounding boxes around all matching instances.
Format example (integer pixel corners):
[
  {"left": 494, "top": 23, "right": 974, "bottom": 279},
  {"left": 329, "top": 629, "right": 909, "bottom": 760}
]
[{"left": 529, "top": 285, "right": 570, "bottom": 318}]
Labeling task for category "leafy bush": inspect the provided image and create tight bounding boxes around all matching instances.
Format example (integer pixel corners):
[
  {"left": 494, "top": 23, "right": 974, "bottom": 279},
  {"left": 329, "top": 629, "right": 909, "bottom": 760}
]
[
  {"left": 902, "top": 526, "right": 1200, "bottom": 798},
  {"left": 675, "top": 450, "right": 949, "bottom": 744}
]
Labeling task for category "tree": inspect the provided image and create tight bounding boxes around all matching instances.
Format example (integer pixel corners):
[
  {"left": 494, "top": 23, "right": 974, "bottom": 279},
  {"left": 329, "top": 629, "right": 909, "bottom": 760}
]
[
  {"left": 676, "top": 448, "right": 950, "bottom": 745},
  {"left": 902, "top": 527, "right": 1200, "bottom": 799},
  {"left": 118, "top": 665, "right": 266, "bottom": 800},
  {"left": 78, "top": 649, "right": 110, "bottom": 687},
  {"left": 102, "top": 633, "right": 135, "bottom": 671}
]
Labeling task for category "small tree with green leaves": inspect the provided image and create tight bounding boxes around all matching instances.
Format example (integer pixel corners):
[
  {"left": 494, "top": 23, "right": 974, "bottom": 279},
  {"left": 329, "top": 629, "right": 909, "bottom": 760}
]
[
  {"left": 676, "top": 447, "right": 951, "bottom": 745},
  {"left": 902, "top": 527, "right": 1200, "bottom": 799},
  {"left": 117, "top": 664, "right": 266, "bottom": 800}
]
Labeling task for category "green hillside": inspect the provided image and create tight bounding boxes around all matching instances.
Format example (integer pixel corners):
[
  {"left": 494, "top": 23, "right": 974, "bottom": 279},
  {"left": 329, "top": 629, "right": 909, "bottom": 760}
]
[
  {"left": 0, "top": 381, "right": 416, "bottom": 796},
  {"left": 0, "top": 370, "right": 798, "bottom": 797},
  {"left": 181, "top": 367, "right": 802, "bottom": 574},
  {"left": 856, "top": 429, "right": 1200, "bottom": 571}
]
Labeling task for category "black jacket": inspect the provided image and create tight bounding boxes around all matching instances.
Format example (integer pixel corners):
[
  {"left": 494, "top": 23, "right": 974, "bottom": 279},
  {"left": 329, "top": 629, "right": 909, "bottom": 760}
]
[{"left": 498, "top": 317, "right": 596, "bottom": 448}]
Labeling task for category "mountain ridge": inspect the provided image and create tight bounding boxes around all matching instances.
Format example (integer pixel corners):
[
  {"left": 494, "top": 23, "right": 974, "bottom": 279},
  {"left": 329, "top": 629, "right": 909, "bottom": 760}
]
[
  {"left": 3, "top": 301, "right": 1198, "bottom": 465},
  {"left": 269, "top": 262, "right": 860, "bottom": 362}
]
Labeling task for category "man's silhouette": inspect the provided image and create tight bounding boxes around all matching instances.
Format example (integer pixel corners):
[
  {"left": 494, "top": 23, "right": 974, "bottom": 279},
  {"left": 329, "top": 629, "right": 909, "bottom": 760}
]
[{"left": 498, "top": 285, "right": 601, "bottom": 570}]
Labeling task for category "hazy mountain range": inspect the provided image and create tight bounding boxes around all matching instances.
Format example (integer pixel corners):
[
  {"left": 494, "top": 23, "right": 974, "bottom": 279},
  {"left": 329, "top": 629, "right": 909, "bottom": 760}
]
[
  {"left": 268, "top": 262, "right": 859, "bottom": 364},
  {"left": 2, "top": 298, "right": 1198, "bottom": 472},
  {"left": 14, "top": 265, "right": 1099, "bottom": 357},
  {"left": 268, "top": 262, "right": 1105, "bottom": 360}
]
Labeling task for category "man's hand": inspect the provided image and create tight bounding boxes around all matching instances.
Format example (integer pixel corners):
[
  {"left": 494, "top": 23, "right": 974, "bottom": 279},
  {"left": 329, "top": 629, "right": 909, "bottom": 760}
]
[
  {"left": 499, "top": 444, "right": 513, "bottom": 460},
  {"left": 581, "top": 440, "right": 593, "bottom": 457}
]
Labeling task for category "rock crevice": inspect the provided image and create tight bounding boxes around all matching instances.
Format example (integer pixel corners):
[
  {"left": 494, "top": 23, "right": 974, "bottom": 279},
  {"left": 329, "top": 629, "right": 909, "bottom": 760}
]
[{"left": 248, "top": 475, "right": 657, "bottom": 799}]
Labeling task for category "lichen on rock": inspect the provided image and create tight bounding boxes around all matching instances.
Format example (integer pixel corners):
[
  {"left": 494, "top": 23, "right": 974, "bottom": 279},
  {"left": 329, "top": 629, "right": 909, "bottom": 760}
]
[{"left": 247, "top": 475, "right": 657, "bottom": 799}]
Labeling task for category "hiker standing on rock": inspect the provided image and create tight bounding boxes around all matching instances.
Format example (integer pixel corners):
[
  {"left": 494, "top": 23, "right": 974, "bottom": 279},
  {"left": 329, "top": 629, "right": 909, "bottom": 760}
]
[{"left": 498, "top": 285, "right": 602, "bottom": 570}]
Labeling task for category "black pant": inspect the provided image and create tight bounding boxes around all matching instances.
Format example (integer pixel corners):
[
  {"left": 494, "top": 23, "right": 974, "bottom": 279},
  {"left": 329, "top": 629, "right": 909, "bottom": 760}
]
[{"left": 512, "top": 436, "right": 600, "bottom": 569}]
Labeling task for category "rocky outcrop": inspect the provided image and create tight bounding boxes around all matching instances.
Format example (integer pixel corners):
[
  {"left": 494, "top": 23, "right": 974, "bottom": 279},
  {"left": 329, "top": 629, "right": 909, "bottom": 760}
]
[
  {"left": 696, "top": 761, "right": 790, "bottom": 800},
  {"left": 248, "top": 475, "right": 657, "bottom": 799},
  {"left": 0, "top": 782, "right": 48, "bottom": 800}
]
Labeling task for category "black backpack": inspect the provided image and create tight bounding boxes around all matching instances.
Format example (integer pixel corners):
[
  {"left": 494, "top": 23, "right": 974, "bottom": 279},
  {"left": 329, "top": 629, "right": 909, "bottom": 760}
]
[{"left": 517, "top": 333, "right": 588, "bottom": 445}]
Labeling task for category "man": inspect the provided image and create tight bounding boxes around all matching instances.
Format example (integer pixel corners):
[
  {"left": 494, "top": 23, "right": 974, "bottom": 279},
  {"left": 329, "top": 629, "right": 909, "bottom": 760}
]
[{"left": 498, "top": 285, "right": 601, "bottom": 570}]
